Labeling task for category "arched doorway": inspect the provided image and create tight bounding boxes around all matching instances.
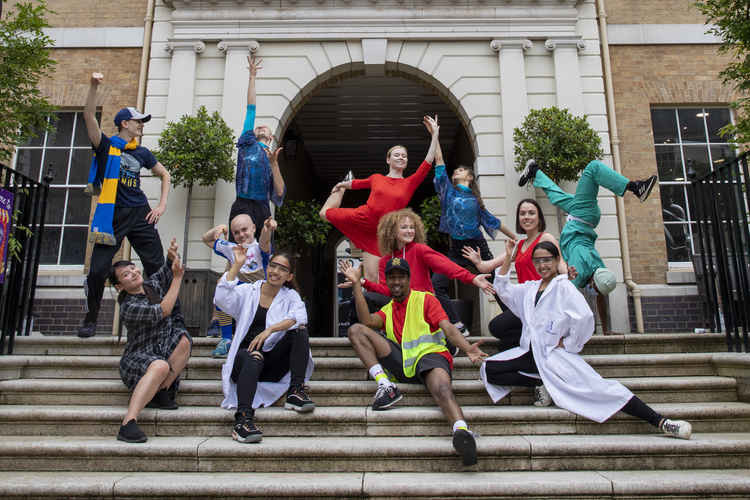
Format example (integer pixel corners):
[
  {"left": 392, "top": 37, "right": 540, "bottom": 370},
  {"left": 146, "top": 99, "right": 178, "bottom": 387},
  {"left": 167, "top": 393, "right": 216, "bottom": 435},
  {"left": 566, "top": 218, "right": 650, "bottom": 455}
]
[{"left": 279, "top": 72, "right": 476, "bottom": 336}]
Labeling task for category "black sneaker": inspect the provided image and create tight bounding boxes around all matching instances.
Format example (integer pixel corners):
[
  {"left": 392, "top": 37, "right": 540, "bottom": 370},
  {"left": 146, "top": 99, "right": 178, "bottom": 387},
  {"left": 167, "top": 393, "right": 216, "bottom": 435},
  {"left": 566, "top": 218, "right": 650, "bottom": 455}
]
[
  {"left": 285, "top": 385, "right": 315, "bottom": 413},
  {"left": 452, "top": 428, "right": 477, "bottom": 466},
  {"left": 117, "top": 419, "right": 147, "bottom": 443},
  {"left": 446, "top": 340, "right": 460, "bottom": 357},
  {"left": 632, "top": 175, "right": 658, "bottom": 202},
  {"left": 145, "top": 389, "right": 178, "bottom": 410},
  {"left": 232, "top": 411, "right": 263, "bottom": 443},
  {"left": 372, "top": 384, "right": 403, "bottom": 411},
  {"left": 518, "top": 159, "right": 539, "bottom": 187},
  {"left": 77, "top": 321, "right": 97, "bottom": 338}
]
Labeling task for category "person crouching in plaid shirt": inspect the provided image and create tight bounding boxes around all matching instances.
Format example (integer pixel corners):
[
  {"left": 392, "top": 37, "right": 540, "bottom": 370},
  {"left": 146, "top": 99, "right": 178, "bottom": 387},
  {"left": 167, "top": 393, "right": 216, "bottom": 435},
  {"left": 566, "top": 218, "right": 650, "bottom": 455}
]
[{"left": 111, "top": 237, "right": 192, "bottom": 443}]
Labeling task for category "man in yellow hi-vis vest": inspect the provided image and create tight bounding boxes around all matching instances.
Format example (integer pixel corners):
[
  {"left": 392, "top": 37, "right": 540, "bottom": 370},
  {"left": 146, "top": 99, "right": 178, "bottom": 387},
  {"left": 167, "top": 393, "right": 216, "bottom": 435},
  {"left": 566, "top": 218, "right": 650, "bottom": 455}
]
[{"left": 341, "top": 257, "right": 488, "bottom": 466}]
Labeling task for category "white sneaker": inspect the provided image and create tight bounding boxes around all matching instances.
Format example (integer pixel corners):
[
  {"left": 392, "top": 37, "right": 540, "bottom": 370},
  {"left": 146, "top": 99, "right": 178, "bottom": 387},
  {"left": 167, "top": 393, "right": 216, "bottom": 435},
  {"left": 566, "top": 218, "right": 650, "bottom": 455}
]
[
  {"left": 661, "top": 418, "right": 692, "bottom": 440},
  {"left": 533, "top": 385, "right": 553, "bottom": 407}
]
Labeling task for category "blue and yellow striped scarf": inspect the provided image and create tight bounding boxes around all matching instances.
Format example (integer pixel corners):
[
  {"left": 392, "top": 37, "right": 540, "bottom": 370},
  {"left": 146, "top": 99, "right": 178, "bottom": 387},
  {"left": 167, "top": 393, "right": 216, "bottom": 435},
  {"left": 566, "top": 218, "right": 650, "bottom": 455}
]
[{"left": 85, "top": 136, "right": 137, "bottom": 246}]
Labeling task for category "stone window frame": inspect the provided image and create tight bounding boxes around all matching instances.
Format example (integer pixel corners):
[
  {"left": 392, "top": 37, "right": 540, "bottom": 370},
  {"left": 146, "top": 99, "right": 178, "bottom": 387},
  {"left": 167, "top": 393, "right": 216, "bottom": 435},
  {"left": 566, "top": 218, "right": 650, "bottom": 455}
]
[
  {"left": 650, "top": 106, "right": 737, "bottom": 265},
  {"left": 13, "top": 110, "right": 100, "bottom": 267}
]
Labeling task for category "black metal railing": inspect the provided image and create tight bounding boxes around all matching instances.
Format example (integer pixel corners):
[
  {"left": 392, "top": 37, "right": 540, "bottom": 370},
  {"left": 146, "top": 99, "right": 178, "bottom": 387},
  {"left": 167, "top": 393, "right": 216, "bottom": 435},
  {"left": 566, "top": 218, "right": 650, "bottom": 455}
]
[
  {"left": 0, "top": 163, "right": 52, "bottom": 355},
  {"left": 689, "top": 151, "right": 750, "bottom": 353}
]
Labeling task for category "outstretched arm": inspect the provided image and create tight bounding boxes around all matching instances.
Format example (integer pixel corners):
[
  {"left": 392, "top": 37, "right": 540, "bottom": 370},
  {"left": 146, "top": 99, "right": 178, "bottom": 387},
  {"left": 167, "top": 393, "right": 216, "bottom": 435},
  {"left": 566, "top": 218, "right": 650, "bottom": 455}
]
[
  {"left": 462, "top": 246, "right": 506, "bottom": 274},
  {"left": 422, "top": 114, "right": 440, "bottom": 165},
  {"left": 202, "top": 224, "right": 227, "bottom": 248},
  {"left": 84, "top": 73, "right": 103, "bottom": 148},
  {"left": 341, "top": 261, "right": 384, "bottom": 329},
  {"left": 259, "top": 217, "right": 276, "bottom": 254},
  {"left": 247, "top": 55, "right": 261, "bottom": 106},
  {"left": 269, "top": 147, "right": 285, "bottom": 202}
]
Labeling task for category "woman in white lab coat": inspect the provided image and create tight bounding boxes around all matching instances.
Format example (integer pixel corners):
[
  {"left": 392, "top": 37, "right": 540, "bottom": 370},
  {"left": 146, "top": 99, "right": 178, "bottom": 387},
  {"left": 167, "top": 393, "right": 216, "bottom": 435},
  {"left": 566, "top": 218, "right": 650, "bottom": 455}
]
[
  {"left": 214, "top": 247, "right": 314, "bottom": 443},
  {"left": 480, "top": 240, "right": 692, "bottom": 439}
]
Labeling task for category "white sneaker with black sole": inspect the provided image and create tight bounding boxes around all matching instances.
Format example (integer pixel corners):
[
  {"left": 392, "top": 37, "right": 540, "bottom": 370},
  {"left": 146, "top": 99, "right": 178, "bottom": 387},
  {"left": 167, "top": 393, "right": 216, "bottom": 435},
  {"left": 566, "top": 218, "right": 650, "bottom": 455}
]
[
  {"left": 533, "top": 385, "right": 553, "bottom": 407},
  {"left": 660, "top": 418, "right": 692, "bottom": 440}
]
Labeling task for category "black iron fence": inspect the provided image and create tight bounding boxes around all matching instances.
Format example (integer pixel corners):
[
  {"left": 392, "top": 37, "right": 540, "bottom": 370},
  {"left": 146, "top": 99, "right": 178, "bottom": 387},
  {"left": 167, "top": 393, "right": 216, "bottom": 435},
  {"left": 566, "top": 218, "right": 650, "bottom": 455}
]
[
  {"left": 689, "top": 151, "right": 750, "bottom": 353},
  {"left": 0, "top": 163, "right": 52, "bottom": 355}
]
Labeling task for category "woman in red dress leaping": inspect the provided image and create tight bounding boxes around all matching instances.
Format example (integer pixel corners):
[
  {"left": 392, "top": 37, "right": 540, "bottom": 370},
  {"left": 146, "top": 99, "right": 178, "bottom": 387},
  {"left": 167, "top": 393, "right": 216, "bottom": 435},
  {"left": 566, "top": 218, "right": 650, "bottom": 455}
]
[{"left": 319, "top": 116, "right": 440, "bottom": 282}]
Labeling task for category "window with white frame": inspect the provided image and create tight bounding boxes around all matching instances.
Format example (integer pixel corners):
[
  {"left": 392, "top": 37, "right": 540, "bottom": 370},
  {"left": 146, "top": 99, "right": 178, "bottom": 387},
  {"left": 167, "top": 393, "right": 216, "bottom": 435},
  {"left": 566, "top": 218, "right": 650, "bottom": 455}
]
[
  {"left": 650, "top": 107, "right": 736, "bottom": 263},
  {"left": 13, "top": 111, "right": 100, "bottom": 266}
]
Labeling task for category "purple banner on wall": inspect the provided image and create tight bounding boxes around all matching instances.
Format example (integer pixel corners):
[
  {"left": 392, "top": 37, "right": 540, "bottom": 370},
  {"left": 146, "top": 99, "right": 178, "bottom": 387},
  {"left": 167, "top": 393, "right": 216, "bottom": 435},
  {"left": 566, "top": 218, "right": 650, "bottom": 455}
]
[{"left": 0, "top": 189, "right": 13, "bottom": 284}]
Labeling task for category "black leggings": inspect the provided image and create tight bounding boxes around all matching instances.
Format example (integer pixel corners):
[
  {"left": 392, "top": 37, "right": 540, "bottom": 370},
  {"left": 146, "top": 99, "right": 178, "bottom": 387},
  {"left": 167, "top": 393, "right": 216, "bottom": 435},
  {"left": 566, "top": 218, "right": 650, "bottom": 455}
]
[
  {"left": 484, "top": 349, "right": 541, "bottom": 387},
  {"left": 488, "top": 301, "right": 523, "bottom": 351},
  {"left": 231, "top": 329, "right": 309, "bottom": 413},
  {"left": 485, "top": 350, "right": 664, "bottom": 428}
]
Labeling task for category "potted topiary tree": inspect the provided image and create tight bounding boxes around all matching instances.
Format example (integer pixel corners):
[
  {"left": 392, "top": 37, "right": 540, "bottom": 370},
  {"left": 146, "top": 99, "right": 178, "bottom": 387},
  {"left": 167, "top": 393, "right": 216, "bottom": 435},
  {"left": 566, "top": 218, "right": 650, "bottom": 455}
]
[
  {"left": 155, "top": 105, "right": 235, "bottom": 263},
  {"left": 154, "top": 106, "right": 235, "bottom": 335},
  {"left": 513, "top": 106, "right": 603, "bottom": 229}
]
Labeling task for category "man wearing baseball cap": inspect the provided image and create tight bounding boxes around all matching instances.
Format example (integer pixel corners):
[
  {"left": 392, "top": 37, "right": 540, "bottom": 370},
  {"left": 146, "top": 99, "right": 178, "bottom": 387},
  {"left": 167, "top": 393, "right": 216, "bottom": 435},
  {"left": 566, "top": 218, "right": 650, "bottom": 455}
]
[
  {"left": 77, "top": 72, "right": 171, "bottom": 338},
  {"left": 340, "top": 257, "right": 488, "bottom": 466},
  {"left": 518, "top": 158, "right": 655, "bottom": 333}
]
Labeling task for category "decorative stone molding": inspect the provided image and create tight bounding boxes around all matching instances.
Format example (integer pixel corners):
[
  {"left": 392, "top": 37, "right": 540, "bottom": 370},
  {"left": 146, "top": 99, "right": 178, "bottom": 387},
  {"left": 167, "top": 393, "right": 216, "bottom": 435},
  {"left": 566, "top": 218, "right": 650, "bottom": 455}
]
[
  {"left": 544, "top": 37, "right": 586, "bottom": 52},
  {"left": 165, "top": 40, "right": 206, "bottom": 55},
  {"left": 217, "top": 40, "right": 260, "bottom": 55},
  {"left": 490, "top": 38, "right": 532, "bottom": 52}
]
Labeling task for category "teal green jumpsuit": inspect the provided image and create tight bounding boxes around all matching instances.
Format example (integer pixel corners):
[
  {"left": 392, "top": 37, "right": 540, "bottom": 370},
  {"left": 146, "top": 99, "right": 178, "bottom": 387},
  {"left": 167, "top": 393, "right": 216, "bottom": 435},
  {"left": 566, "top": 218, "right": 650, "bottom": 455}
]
[{"left": 532, "top": 160, "right": 629, "bottom": 288}]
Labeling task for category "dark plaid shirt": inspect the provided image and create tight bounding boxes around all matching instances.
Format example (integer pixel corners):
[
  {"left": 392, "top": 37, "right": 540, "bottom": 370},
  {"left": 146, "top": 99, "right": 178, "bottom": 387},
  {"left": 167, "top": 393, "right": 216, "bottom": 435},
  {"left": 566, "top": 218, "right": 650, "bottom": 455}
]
[{"left": 119, "top": 260, "right": 190, "bottom": 389}]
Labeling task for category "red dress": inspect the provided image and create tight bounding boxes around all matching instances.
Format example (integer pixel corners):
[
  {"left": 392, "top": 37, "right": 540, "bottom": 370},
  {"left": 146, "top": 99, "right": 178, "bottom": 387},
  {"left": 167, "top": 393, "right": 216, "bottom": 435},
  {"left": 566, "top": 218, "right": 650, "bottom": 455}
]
[
  {"left": 325, "top": 161, "right": 432, "bottom": 256},
  {"left": 363, "top": 241, "right": 476, "bottom": 296},
  {"left": 514, "top": 233, "right": 543, "bottom": 283}
]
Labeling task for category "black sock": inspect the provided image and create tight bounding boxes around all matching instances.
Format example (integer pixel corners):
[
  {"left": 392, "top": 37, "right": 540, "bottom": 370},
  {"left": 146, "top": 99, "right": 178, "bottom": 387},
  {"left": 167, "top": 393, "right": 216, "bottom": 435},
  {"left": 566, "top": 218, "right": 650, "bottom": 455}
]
[{"left": 626, "top": 181, "right": 637, "bottom": 193}]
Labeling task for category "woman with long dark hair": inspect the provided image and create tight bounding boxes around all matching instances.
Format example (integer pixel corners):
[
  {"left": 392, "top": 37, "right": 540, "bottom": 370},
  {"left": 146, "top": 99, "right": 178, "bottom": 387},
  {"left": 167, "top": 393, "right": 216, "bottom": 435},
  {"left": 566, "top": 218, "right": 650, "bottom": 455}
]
[
  {"left": 214, "top": 248, "right": 313, "bottom": 443},
  {"left": 480, "top": 239, "right": 692, "bottom": 439},
  {"left": 464, "top": 198, "right": 566, "bottom": 349}
]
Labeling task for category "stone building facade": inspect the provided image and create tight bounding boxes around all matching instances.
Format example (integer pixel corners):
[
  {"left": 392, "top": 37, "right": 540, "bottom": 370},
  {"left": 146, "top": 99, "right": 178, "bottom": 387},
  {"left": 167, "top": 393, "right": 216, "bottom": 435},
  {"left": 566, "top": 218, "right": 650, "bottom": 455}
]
[{"left": 24, "top": 0, "right": 737, "bottom": 335}]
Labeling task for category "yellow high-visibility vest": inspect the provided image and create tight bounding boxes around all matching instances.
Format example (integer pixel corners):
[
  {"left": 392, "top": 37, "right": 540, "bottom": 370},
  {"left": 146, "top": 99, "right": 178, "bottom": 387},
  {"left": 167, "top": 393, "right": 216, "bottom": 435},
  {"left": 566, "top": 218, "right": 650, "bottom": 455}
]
[{"left": 382, "top": 291, "right": 448, "bottom": 378}]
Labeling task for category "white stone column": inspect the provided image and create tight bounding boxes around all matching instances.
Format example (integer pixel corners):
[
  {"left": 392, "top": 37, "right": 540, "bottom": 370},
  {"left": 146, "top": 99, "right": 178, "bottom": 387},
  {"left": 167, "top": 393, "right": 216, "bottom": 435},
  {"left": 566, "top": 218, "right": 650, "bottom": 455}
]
[
  {"left": 485, "top": 38, "right": 531, "bottom": 335},
  {"left": 545, "top": 38, "right": 586, "bottom": 117},
  {"left": 210, "top": 40, "right": 260, "bottom": 271},
  {"left": 490, "top": 38, "right": 532, "bottom": 226},
  {"left": 162, "top": 40, "right": 204, "bottom": 260}
]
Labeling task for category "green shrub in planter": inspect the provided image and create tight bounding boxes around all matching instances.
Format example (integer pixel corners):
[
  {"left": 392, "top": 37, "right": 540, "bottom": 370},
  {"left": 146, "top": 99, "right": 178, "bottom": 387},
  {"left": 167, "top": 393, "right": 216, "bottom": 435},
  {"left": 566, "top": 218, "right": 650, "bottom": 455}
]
[{"left": 513, "top": 106, "right": 603, "bottom": 184}]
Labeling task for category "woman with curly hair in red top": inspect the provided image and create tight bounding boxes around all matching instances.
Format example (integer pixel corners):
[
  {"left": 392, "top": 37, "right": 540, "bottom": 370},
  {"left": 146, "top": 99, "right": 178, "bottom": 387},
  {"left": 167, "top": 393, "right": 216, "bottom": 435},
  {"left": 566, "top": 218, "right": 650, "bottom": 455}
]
[
  {"left": 319, "top": 115, "right": 440, "bottom": 282},
  {"left": 361, "top": 208, "right": 493, "bottom": 332}
]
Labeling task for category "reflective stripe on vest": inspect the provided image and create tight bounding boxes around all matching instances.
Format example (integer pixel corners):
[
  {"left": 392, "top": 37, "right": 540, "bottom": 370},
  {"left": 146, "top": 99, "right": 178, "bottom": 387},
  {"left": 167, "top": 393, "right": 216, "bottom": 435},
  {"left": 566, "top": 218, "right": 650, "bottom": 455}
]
[{"left": 382, "top": 291, "right": 447, "bottom": 378}]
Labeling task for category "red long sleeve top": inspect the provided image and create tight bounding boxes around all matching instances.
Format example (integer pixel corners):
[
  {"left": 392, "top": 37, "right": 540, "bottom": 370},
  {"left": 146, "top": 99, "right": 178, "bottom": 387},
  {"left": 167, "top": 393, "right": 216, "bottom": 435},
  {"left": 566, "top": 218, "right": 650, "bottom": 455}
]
[{"left": 363, "top": 241, "right": 476, "bottom": 296}]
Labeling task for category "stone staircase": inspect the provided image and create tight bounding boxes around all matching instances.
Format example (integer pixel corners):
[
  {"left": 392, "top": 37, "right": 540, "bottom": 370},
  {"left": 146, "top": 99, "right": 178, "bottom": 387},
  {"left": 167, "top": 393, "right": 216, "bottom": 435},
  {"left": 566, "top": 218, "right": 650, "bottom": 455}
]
[{"left": 0, "top": 332, "right": 749, "bottom": 498}]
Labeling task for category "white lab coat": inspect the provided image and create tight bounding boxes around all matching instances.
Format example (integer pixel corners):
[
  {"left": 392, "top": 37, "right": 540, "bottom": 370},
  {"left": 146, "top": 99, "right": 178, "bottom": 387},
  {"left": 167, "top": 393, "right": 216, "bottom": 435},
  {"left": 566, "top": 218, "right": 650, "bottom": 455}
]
[
  {"left": 214, "top": 274, "right": 313, "bottom": 410},
  {"left": 480, "top": 272, "right": 632, "bottom": 423}
]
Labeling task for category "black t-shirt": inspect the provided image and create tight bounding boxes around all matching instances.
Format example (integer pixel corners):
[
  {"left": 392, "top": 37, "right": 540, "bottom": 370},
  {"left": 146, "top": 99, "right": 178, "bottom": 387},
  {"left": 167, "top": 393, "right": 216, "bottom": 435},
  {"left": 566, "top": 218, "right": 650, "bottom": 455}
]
[
  {"left": 238, "top": 305, "right": 268, "bottom": 351},
  {"left": 93, "top": 133, "right": 157, "bottom": 207}
]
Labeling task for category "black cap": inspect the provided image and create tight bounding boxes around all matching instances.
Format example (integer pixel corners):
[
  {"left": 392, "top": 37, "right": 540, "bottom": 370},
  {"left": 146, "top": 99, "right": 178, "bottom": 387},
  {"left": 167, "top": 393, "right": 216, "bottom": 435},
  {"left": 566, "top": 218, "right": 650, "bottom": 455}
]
[{"left": 384, "top": 257, "right": 410, "bottom": 276}]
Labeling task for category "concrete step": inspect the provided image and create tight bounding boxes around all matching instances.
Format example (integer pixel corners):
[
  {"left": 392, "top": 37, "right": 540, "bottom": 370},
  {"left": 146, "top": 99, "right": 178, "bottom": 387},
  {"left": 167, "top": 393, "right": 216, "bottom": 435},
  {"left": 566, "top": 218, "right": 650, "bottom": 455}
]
[
  {"left": 0, "top": 402, "right": 747, "bottom": 437},
  {"left": 0, "top": 433, "right": 747, "bottom": 473},
  {"left": 11, "top": 332, "right": 728, "bottom": 357},
  {"left": 0, "top": 353, "right": 723, "bottom": 381},
  {"left": 0, "top": 376, "right": 738, "bottom": 407},
  {"left": 1, "top": 470, "right": 749, "bottom": 499}
]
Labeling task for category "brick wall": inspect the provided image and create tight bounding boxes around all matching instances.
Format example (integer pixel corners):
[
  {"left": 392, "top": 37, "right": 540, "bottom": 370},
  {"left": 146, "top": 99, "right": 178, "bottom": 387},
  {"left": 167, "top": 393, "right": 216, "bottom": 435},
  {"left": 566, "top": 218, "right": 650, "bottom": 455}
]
[
  {"left": 605, "top": 0, "right": 707, "bottom": 25},
  {"left": 33, "top": 298, "right": 115, "bottom": 336},
  {"left": 609, "top": 44, "right": 739, "bottom": 284},
  {"left": 628, "top": 295, "right": 708, "bottom": 333},
  {"left": 40, "top": 48, "right": 143, "bottom": 137},
  {"left": 45, "top": 0, "right": 148, "bottom": 28}
]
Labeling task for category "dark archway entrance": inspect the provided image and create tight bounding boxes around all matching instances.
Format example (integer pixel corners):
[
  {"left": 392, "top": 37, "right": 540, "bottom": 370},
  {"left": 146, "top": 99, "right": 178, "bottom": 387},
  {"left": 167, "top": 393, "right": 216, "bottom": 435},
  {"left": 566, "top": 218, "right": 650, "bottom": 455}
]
[{"left": 281, "top": 73, "right": 475, "bottom": 336}]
